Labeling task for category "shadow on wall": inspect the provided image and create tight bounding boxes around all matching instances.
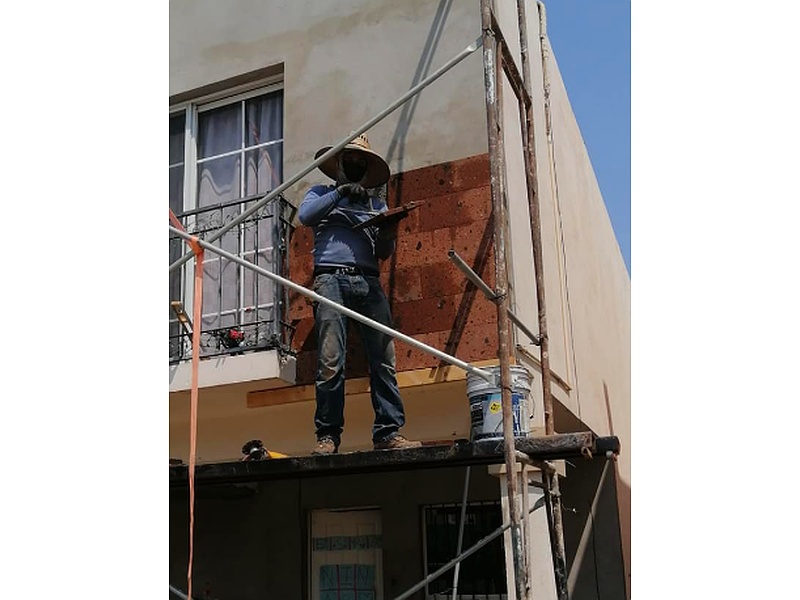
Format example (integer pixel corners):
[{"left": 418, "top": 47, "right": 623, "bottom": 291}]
[
  {"left": 550, "top": 381, "right": 630, "bottom": 599},
  {"left": 384, "top": 0, "right": 455, "bottom": 174},
  {"left": 604, "top": 380, "right": 631, "bottom": 599},
  {"left": 560, "top": 456, "right": 628, "bottom": 600},
  {"left": 438, "top": 212, "right": 494, "bottom": 364}
]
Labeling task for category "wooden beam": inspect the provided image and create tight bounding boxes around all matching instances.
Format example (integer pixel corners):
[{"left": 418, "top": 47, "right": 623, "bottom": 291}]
[
  {"left": 246, "top": 360, "right": 501, "bottom": 408},
  {"left": 169, "top": 434, "right": 620, "bottom": 487}
]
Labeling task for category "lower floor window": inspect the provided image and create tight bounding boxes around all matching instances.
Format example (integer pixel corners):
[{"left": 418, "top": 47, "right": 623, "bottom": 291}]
[{"left": 423, "top": 502, "right": 507, "bottom": 599}]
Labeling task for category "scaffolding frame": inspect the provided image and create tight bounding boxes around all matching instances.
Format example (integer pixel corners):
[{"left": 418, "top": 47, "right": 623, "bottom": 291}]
[{"left": 170, "top": 2, "right": 609, "bottom": 599}]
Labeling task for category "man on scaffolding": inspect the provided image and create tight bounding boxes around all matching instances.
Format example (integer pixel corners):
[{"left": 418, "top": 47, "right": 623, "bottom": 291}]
[{"left": 299, "top": 134, "right": 422, "bottom": 455}]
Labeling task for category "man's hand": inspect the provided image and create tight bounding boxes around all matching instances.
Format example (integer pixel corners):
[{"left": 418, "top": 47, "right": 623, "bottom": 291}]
[{"left": 336, "top": 183, "right": 367, "bottom": 201}]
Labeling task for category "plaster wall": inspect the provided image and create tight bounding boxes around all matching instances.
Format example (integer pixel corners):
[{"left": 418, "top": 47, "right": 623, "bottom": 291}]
[
  {"left": 170, "top": 0, "right": 489, "bottom": 208},
  {"left": 170, "top": 462, "right": 622, "bottom": 600},
  {"left": 169, "top": 378, "right": 474, "bottom": 462},
  {"left": 170, "top": 466, "right": 502, "bottom": 600},
  {"left": 522, "top": 6, "right": 632, "bottom": 594}
]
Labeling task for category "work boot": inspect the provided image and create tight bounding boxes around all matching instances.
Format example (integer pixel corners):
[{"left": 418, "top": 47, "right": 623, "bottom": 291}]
[
  {"left": 312, "top": 436, "right": 339, "bottom": 455},
  {"left": 373, "top": 434, "right": 422, "bottom": 451}
]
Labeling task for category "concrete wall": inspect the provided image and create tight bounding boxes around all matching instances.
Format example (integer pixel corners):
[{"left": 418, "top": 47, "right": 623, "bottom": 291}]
[
  {"left": 170, "top": 0, "right": 489, "bottom": 208},
  {"left": 560, "top": 456, "right": 628, "bottom": 599},
  {"left": 524, "top": 8, "right": 632, "bottom": 593},
  {"left": 170, "top": 462, "right": 623, "bottom": 600},
  {"left": 169, "top": 379, "right": 476, "bottom": 460},
  {"left": 170, "top": 466, "right": 503, "bottom": 600}
]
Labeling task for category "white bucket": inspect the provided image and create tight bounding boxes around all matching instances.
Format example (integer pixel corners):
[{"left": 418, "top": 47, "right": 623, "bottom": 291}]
[{"left": 466, "top": 365, "right": 533, "bottom": 440}]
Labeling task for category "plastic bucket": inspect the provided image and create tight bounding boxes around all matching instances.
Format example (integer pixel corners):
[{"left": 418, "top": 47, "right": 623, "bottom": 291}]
[{"left": 467, "top": 365, "right": 533, "bottom": 440}]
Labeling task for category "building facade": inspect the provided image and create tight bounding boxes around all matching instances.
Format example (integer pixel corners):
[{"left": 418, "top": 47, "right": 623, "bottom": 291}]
[{"left": 169, "top": 1, "right": 631, "bottom": 599}]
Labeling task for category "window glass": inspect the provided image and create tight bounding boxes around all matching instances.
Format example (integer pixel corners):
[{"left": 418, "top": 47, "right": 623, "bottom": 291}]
[
  {"left": 169, "top": 113, "right": 185, "bottom": 166},
  {"left": 246, "top": 91, "right": 283, "bottom": 146},
  {"left": 170, "top": 86, "right": 285, "bottom": 362},
  {"left": 198, "top": 102, "right": 241, "bottom": 159},
  {"left": 197, "top": 154, "right": 241, "bottom": 207},
  {"left": 169, "top": 113, "right": 186, "bottom": 360},
  {"left": 245, "top": 143, "right": 283, "bottom": 195}
]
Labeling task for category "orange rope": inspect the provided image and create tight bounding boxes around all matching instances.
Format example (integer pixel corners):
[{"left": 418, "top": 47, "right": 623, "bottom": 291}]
[
  {"left": 170, "top": 209, "right": 203, "bottom": 600},
  {"left": 169, "top": 208, "right": 184, "bottom": 231}
]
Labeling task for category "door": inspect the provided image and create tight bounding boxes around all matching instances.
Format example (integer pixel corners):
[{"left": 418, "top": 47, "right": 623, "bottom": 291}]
[{"left": 310, "top": 508, "right": 383, "bottom": 600}]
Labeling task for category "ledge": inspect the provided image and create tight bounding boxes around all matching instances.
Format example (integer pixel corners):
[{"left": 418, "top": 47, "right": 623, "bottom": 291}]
[
  {"left": 169, "top": 433, "right": 620, "bottom": 487},
  {"left": 247, "top": 359, "right": 499, "bottom": 408},
  {"left": 168, "top": 349, "right": 295, "bottom": 392}
]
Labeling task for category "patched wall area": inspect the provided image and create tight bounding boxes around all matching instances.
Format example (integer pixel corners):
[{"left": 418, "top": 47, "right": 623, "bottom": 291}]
[{"left": 288, "top": 154, "right": 499, "bottom": 384}]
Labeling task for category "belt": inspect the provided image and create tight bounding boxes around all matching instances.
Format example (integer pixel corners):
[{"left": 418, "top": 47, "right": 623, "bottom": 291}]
[{"left": 314, "top": 265, "right": 380, "bottom": 277}]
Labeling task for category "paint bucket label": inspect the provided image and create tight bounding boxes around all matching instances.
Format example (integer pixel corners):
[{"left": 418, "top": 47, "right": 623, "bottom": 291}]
[
  {"left": 466, "top": 365, "right": 533, "bottom": 441},
  {"left": 469, "top": 391, "right": 527, "bottom": 439}
]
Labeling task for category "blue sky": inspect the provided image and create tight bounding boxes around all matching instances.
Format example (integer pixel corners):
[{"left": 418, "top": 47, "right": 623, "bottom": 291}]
[{"left": 543, "top": 1, "right": 631, "bottom": 274}]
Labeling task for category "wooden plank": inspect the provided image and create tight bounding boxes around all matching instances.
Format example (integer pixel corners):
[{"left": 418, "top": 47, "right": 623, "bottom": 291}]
[
  {"left": 169, "top": 434, "right": 619, "bottom": 487},
  {"left": 246, "top": 360, "right": 500, "bottom": 408}
]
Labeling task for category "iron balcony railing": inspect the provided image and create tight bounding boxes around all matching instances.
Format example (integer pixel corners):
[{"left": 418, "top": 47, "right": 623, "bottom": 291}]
[{"left": 169, "top": 192, "right": 296, "bottom": 364}]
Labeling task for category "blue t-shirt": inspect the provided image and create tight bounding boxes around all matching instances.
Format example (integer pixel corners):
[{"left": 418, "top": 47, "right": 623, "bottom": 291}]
[{"left": 298, "top": 184, "right": 395, "bottom": 272}]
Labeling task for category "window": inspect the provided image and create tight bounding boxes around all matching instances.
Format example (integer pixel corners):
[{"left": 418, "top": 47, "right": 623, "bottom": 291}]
[
  {"left": 423, "top": 502, "right": 507, "bottom": 599},
  {"left": 169, "top": 84, "right": 291, "bottom": 362},
  {"left": 310, "top": 508, "right": 383, "bottom": 600}
]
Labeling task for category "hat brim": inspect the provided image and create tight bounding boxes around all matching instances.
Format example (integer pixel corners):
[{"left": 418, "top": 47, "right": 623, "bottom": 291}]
[{"left": 314, "top": 143, "right": 391, "bottom": 188}]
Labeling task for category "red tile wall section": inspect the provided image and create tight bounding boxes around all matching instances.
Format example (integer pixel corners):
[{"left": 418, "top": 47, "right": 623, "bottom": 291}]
[{"left": 288, "top": 153, "right": 498, "bottom": 385}]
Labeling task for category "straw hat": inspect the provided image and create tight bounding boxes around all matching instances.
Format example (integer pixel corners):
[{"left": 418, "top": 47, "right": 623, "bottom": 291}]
[{"left": 314, "top": 134, "right": 391, "bottom": 188}]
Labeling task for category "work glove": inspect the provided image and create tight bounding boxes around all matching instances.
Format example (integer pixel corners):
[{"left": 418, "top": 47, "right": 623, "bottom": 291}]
[{"left": 336, "top": 183, "right": 368, "bottom": 202}]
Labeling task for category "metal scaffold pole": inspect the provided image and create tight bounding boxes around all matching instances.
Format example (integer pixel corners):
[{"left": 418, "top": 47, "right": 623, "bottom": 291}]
[
  {"left": 480, "top": 0, "right": 528, "bottom": 598},
  {"left": 516, "top": 0, "right": 569, "bottom": 597}
]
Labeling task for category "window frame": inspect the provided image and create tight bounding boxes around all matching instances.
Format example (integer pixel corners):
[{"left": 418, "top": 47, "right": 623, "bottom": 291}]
[
  {"left": 170, "top": 75, "right": 284, "bottom": 215},
  {"left": 421, "top": 501, "right": 508, "bottom": 600},
  {"left": 169, "top": 76, "right": 286, "bottom": 363}
]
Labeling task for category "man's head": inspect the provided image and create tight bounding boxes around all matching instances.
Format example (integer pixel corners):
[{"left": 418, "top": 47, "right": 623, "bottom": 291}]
[
  {"left": 340, "top": 150, "right": 369, "bottom": 184},
  {"left": 315, "top": 134, "right": 390, "bottom": 188}
]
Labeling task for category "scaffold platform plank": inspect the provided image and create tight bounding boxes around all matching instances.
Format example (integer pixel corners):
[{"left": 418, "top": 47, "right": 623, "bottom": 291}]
[{"left": 169, "top": 433, "right": 620, "bottom": 487}]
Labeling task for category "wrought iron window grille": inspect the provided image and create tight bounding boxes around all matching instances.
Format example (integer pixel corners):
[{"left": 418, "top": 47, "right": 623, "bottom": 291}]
[{"left": 169, "top": 192, "right": 296, "bottom": 364}]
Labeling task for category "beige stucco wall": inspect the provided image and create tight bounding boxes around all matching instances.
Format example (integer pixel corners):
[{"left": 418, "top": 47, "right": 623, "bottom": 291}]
[
  {"left": 170, "top": 0, "right": 489, "bottom": 207},
  {"left": 485, "top": 3, "right": 630, "bottom": 483},
  {"left": 524, "top": 5, "right": 632, "bottom": 594},
  {"left": 169, "top": 379, "right": 473, "bottom": 461}
]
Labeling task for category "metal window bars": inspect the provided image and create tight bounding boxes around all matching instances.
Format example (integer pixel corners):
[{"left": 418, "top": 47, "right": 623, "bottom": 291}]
[
  {"left": 168, "top": 192, "right": 296, "bottom": 363},
  {"left": 424, "top": 501, "right": 507, "bottom": 598}
]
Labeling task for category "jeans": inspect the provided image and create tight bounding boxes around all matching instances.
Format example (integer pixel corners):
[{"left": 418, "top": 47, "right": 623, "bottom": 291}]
[{"left": 312, "top": 272, "right": 405, "bottom": 444}]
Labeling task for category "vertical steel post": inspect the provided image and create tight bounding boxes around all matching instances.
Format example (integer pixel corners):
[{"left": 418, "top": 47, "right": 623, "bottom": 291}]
[
  {"left": 480, "top": 1, "right": 528, "bottom": 598},
  {"left": 515, "top": 0, "right": 553, "bottom": 438},
  {"left": 516, "top": 1, "right": 570, "bottom": 597},
  {"left": 520, "top": 464, "right": 532, "bottom": 594},
  {"left": 451, "top": 466, "right": 471, "bottom": 600}
]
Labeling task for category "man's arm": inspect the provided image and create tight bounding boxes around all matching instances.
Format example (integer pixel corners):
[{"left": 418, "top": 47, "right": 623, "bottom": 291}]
[
  {"left": 298, "top": 185, "right": 341, "bottom": 226},
  {"left": 299, "top": 184, "right": 371, "bottom": 225}
]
